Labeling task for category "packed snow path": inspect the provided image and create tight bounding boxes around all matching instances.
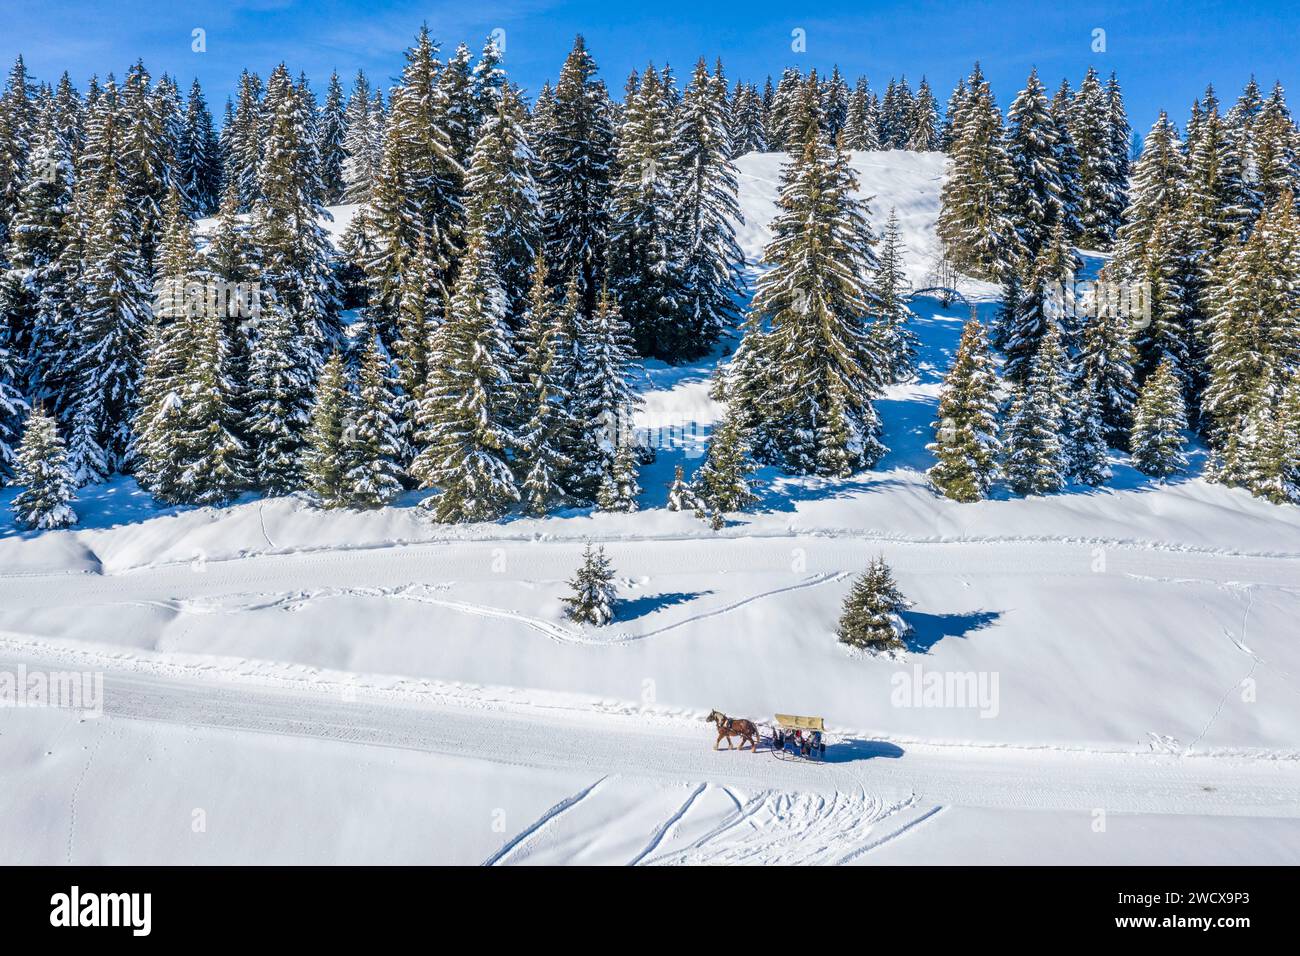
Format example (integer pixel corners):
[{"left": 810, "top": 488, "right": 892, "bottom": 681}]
[{"left": 3, "top": 642, "right": 1299, "bottom": 866}]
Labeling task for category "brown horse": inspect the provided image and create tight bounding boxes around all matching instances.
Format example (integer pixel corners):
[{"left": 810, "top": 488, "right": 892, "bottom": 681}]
[{"left": 706, "top": 710, "right": 760, "bottom": 752}]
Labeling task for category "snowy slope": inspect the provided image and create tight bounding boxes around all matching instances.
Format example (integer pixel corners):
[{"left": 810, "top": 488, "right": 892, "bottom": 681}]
[{"left": 5, "top": 150, "right": 1300, "bottom": 865}]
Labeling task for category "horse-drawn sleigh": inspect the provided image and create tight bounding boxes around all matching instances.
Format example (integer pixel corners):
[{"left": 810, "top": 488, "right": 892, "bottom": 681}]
[{"left": 706, "top": 710, "right": 828, "bottom": 761}]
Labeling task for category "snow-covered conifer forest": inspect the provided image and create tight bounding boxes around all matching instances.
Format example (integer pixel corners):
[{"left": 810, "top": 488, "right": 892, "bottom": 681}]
[{"left": 1, "top": 27, "right": 1299, "bottom": 867}]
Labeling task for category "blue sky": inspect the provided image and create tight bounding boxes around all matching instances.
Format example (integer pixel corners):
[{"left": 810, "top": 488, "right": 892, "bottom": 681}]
[{"left": 3, "top": 0, "right": 1298, "bottom": 135}]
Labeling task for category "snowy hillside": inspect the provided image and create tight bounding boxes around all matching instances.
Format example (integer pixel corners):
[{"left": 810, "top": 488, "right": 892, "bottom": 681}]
[{"left": 4, "top": 150, "right": 1300, "bottom": 866}]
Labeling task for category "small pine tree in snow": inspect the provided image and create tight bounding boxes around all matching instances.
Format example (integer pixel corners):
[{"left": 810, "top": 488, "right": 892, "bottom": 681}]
[
  {"left": 303, "top": 352, "right": 350, "bottom": 508},
  {"left": 11, "top": 407, "right": 77, "bottom": 530},
  {"left": 597, "top": 439, "right": 641, "bottom": 513},
  {"left": 927, "top": 317, "right": 1002, "bottom": 501},
  {"left": 868, "top": 207, "right": 919, "bottom": 384},
  {"left": 836, "top": 556, "right": 912, "bottom": 652},
  {"left": 1130, "top": 358, "right": 1189, "bottom": 480},
  {"left": 693, "top": 405, "right": 759, "bottom": 528},
  {"left": 562, "top": 543, "right": 617, "bottom": 626},
  {"left": 666, "top": 463, "right": 698, "bottom": 512},
  {"left": 344, "top": 336, "right": 405, "bottom": 507}
]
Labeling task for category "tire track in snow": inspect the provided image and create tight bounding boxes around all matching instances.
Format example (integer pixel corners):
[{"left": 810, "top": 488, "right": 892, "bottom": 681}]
[{"left": 483, "top": 775, "right": 609, "bottom": 866}]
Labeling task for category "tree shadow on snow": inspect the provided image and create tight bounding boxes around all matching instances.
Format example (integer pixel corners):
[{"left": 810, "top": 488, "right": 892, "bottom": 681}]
[
  {"left": 903, "top": 609, "right": 1002, "bottom": 654},
  {"left": 617, "top": 590, "right": 712, "bottom": 622}
]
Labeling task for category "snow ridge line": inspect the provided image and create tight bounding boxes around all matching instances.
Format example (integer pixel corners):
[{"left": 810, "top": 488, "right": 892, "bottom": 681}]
[
  {"left": 483, "top": 776, "right": 609, "bottom": 866},
  {"left": 27, "top": 524, "right": 1300, "bottom": 581}
]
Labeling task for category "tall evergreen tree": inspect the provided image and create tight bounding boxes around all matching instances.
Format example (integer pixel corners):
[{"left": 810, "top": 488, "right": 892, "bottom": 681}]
[
  {"left": 733, "top": 82, "right": 886, "bottom": 476},
  {"left": 927, "top": 316, "right": 1001, "bottom": 501},
  {"left": 253, "top": 64, "right": 341, "bottom": 366},
  {"left": 245, "top": 296, "right": 313, "bottom": 494},
  {"left": 1003, "top": 324, "right": 1068, "bottom": 494},
  {"left": 344, "top": 335, "right": 404, "bottom": 507},
  {"left": 538, "top": 36, "right": 615, "bottom": 318},
  {"left": 302, "top": 351, "right": 350, "bottom": 507},
  {"left": 670, "top": 58, "right": 746, "bottom": 359},
  {"left": 1131, "top": 357, "right": 1189, "bottom": 479},
  {"left": 412, "top": 228, "right": 519, "bottom": 522}
]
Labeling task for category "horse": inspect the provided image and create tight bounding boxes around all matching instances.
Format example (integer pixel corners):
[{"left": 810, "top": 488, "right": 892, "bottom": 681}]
[{"left": 706, "top": 710, "right": 760, "bottom": 752}]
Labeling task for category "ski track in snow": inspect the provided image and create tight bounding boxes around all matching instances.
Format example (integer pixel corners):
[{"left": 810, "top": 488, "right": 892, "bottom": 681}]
[{"left": 483, "top": 776, "right": 609, "bottom": 866}]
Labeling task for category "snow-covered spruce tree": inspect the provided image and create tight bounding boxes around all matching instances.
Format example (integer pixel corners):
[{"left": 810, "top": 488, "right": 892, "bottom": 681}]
[
  {"left": 665, "top": 463, "right": 698, "bottom": 512},
  {"left": 1000, "top": 221, "right": 1072, "bottom": 385},
  {"left": 412, "top": 227, "right": 519, "bottom": 523},
  {"left": 868, "top": 207, "right": 918, "bottom": 383},
  {"left": 561, "top": 543, "right": 617, "bottom": 626},
  {"left": 317, "top": 72, "right": 348, "bottom": 205},
  {"left": 937, "top": 64, "right": 1017, "bottom": 280},
  {"left": 843, "top": 77, "right": 880, "bottom": 151},
  {"left": 728, "top": 82, "right": 767, "bottom": 155},
  {"left": 302, "top": 352, "right": 349, "bottom": 508},
  {"left": 1078, "top": 288, "right": 1139, "bottom": 448},
  {"left": 0, "top": 56, "right": 36, "bottom": 254},
  {"left": 1065, "top": 372, "right": 1113, "bottom": 486},
  {"left": 1069, "top": 67, "right": 1127, "bottom": 251},
  {"left": 1243, "top": 374, "right": 1300, "bottom": 504},
  {"left": 344, "top": 335, "right": 404, "bottom": 508},
  {"left": 1104, "top": 72, "right": 1133, "bottom": 243},
  {"left": 596, "top": 438, "right": 641, "bottom": 513},
  {"left": 0, "top": 321, "right": 26, "bottom": 480},
  {"left": 118, "top": 61, "right": 171, "bottom": 268},
  {"left": 1114, "top": 111, "right": 1186, "bottom": 278},
  {"left": 6, "top": 98, "right": 74, "bottom": 406},
  {"left": 537, "top": 35, "right": 615, "bottom": 319},
  {"left": 692, "top": 404, "right": 759, "bottom": 529},
  {"left": 253, "top": 64, "right": 340, "bottom": 366},
  {"left": 223, "top": 71, "right": 264, "bottom": 211},
  {"left": 516, "top": 257, "right": 579, "bottom": 515},
  {"left": 572, "top": 285, "right": 641, "bottom": 499},
  {"left": 1005, "top": 69, "right": 1063, "bottom": 264},
  {"left": 822, "top": 67, "right": 851, "bottom": 140},
  {"left": 180, "top": 79, "right": 220, "bottom": 216},
  {"left": 390, "top": 233, "right": 439, "bottom": 464},
  {"left": 1131, "top": 205, "right": 1193, "bottom": 386},
  {"left": 836, "top": 556, "right": 912, "bottom": 652},
  {"left": 1003, "top": 324, "right": 1068, "bottom": 495},
  {"left": 1130, "top": 357, "right": 1189, "bottom": 480},
  {"left": 1050, "top": 80, "right": 1084, "bottom": 246},
  {"left": 134, "top": 188, "right": 202, "bottom": 501},
  {"left": 341, "top": 70, "right": 380, "bottom": 205},
  {"left": 71, "top": 174, "right": 151, "bottom": 478},
  {"left": 173, "top": 294, "right": 248, "bottom": 505},
  {"left": 463, "top": 87, "right": 542, "bottom": 326},
  {"left": 245, "top": 296, "right": 313, "bottom": 495},
  {"left": 669, "top": 58, "right": 746, "bottom": 360},
  {"left": 926, "top": 316, "right": 1001, "bottom": 502},
  {"left": 907, "top": 78, "right": 941, "bottom": 151},
  {"left": 10, "top": 406, "right": 77, "bottom": 530},
  {"left": 363, "top": 28, "right": 463, "bottom": 342},
  {"left": 879, "top": 77, "right": 915, "bottom": 149},
  {"left": 1251, "top": 83, "right": 1300, "bottom": 211},
  {"left": 733, "top": 84, "right": 886, "bottom": 476},
  {"left": 607, "top": 64, "right": 685, "bottom": 360},
  {"left": 435, "top": 42, "right": 479, "bottom": 173}
]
